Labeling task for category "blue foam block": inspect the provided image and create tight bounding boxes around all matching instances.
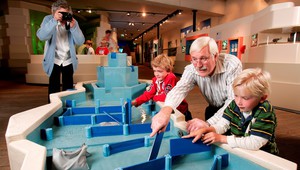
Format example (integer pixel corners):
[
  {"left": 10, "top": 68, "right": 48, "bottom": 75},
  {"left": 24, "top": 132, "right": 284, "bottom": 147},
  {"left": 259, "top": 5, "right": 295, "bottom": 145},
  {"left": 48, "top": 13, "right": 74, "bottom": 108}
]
[
  {"left": 96, "top": 66, "right": 139, "bottom": 88},
  {"left": 128, "top": 123, "right": 152, "bottom": 134},
  {"left": 211, "top": 153, "right": 229, "bottom": 170},
  {"left": 108, "top": 137, "right": 145, "bottom": 155},
  {"left": 63, "top": 115, "right": 92, "bottom": 125},
  {"left": 148, "top": 131, "right": 164, "bottom": 161},
  {"left": 117, "top": 156, "right": 166, "bottom": 170},
  {"left": 108, "top": 53, "right": 127, "bottom": 67},
  {"left": 90, "top": 125, "right": 123, "bottom": 137},
  {"left": 65, "top": 100, "right": 73, "bottom": 107},
  {"left": 72, "top": 107, "right": 95, "bottom": 114},
  {"left": 169, "top": 138, "right": 211, "bottom": 156}
]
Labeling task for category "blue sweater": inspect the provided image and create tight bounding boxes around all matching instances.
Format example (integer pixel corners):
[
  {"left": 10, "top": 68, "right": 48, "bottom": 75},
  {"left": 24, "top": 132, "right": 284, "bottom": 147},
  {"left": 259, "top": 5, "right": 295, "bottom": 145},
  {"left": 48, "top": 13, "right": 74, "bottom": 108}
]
[{"left": 36, "top": 15, "right": 85, "bottom": 76}]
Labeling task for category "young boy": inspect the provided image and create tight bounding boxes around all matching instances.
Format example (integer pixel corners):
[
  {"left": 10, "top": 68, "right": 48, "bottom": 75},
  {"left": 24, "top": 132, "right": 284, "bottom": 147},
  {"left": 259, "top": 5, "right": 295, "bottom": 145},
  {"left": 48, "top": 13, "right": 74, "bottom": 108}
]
[
  {"left": 132, "top": 54, "right": 192, "bottom": 121},
  {"left": 95, "top": 40, "right": 109, "bottom": 55},
  {"left": 83, "top": 40, "right": 95, "bottom": 55},
  {"left": 183, "top": 68, "right": 278, "bottom": 155}
]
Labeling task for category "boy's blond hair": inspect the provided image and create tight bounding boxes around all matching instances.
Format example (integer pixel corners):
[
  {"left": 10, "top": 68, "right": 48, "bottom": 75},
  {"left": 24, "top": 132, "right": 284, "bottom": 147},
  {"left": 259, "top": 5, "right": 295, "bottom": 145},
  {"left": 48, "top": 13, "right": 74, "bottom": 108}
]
[
  {"left": 233, "top": 68, "right": 271, "bottom": 97},
  {"left": 151, "top": 54, "right": 174, "bottom": 72}
]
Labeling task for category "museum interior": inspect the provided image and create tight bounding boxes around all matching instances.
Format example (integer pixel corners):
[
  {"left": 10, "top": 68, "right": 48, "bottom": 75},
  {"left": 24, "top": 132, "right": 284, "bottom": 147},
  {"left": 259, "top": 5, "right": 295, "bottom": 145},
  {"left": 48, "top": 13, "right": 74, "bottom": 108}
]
[{"left": 1, "top": 0, "right": 300, "bottom": 169}]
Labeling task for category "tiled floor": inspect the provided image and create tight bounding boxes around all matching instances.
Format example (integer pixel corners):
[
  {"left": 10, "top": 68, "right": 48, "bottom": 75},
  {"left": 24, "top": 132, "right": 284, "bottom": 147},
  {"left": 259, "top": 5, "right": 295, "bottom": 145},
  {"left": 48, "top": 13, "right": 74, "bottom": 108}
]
[{"left": 1, "top": 65, "right": 299, "bottom": 169}]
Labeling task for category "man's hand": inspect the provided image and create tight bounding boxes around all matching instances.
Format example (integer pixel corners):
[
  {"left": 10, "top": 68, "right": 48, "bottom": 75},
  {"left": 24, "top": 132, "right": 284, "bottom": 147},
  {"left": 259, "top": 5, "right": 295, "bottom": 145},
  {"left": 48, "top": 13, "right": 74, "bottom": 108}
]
[
  {"left": 150, "top": 106, "right": 172, "bottom": 137},
  {"left": 54, "top": 10, "right": 62, "bottom": 21},
  {"left": 186, "top": 118, "right": 209, "bottom": 133},
  {"left": 69, "top": 18, "right": 76, "bottom": 28}
]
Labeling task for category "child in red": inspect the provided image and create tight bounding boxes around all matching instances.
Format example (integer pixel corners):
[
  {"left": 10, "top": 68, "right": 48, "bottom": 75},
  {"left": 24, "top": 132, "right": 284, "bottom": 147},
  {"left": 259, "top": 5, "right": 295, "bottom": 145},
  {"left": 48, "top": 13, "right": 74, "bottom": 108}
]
[
  {"left": 132, "top": 54, "right": 192, "bottom": 121},
  {"left": 95, "top": 40, "right": 109, "bottom": 55}
]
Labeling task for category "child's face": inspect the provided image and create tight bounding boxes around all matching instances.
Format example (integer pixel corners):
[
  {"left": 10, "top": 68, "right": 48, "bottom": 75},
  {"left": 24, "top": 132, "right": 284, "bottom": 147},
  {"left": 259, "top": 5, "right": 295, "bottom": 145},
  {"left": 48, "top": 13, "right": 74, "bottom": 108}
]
[
  {"left": 234, "top": 86, "right": 264, "bottom": 112},
  {"left": 152, "top": 66, "right": 168, "bottom": 82},
  {"left": 101, "top": 42, "right": 107, "bottom": 47}
]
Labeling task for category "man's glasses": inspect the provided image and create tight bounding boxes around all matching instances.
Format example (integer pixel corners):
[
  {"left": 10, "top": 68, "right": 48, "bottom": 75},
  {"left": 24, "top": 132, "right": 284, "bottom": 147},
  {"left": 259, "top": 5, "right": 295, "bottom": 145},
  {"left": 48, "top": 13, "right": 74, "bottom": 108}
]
[{"left": 191, "top": 56, "right": 211, "bottom": 64}]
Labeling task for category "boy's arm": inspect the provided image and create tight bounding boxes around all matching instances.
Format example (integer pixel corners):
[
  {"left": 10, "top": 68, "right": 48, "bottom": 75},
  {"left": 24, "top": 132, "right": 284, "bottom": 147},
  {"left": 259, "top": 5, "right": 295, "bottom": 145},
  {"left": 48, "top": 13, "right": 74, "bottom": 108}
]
[
  {"left": 221, "top": 101, "right": 273, "bottom": 150},
  {"left": 212, "top": 117, "right": 230, "bottom": 134},
  {"left": 226, "top": 135, "right": 268, "bottom": 150},
  {"left": 134, "top": 78, "right": 157, "bottom": 106}
]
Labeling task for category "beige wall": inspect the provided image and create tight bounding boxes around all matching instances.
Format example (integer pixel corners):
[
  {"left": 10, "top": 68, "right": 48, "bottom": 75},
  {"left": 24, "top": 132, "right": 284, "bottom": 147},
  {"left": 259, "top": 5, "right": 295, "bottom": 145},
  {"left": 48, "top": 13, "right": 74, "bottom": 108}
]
[
  {"left": 163, "top": 1, "right": 300, "bottom": 111},
  {"left": 0, "top": 1, "right": 49, "bottom": 75}
]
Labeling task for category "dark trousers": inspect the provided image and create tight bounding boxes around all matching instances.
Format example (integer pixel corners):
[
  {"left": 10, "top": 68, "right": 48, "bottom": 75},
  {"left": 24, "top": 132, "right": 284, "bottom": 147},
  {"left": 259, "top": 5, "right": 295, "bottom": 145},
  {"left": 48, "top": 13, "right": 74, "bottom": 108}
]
[
  {"left": 204, "top": 104, "right": 223, "bottom": 120},
  {"left": 48, "top": 64, "right": 74, "bottom": 102},
  {"left": 184, "top": 110, "right": 193, "bottom": 121}
]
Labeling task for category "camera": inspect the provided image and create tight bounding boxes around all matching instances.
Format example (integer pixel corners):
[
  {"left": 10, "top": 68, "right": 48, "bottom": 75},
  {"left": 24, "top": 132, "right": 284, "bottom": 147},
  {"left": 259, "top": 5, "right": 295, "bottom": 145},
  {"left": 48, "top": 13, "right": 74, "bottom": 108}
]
[
  {"left": 59, "top": 12, "right": 73, "bottom": 30},
  {"left": 59, "top": 12, "right": 73, "bottom": 22}
]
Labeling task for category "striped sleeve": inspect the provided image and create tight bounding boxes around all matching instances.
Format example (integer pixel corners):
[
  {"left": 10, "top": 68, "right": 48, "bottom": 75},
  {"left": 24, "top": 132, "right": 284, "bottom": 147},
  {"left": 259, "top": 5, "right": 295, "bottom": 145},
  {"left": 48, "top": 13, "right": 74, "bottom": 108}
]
[
  {"left": 222, "top": 101, "right": 236, "bottom": 121},
  {"left": 250, "top": 101, "right": 277, "bottom": 140},
  {"left": 164, "top": 64, "right": 196, "bottom": 109}
]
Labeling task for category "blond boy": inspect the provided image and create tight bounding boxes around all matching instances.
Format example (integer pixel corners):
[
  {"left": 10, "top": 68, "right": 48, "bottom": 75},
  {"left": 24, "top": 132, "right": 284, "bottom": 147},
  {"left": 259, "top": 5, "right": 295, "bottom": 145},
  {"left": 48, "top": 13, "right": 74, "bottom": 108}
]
[{"left": 183, "top": 68, "right": 278, "bottom": 155}]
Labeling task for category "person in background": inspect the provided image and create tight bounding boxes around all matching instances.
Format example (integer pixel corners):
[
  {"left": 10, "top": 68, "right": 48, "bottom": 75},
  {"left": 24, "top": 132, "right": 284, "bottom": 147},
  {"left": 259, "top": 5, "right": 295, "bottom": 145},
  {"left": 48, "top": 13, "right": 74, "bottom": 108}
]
[
  {"left": 150, "top": 36, "right": 242, "bottom": 137},
  {"left": 182, "top": 68, "right": 279, "bottom": 155},
  {"left": 83, "top": 40, "right": 95, "bottom": 55},
  {"left": 76, "top": 41, "right": 86, "bottom": 54},
  {"left": 102, "top": 29, "right": 117, "bottom": 52},
  {"left": 95, "top": 40, "right": 109, "bottom": 55},
  {"left": 36, "top": 0, "right": 85, "bottom": 102},
  {"left": 132, "top": 54, "right": 192, "bottom": 121}
]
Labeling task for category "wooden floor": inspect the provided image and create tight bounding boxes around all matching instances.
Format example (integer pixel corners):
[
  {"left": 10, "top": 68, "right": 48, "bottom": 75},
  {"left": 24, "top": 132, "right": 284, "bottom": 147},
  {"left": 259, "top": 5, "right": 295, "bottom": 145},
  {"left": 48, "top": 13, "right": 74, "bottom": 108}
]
[{"left": 1, "top": 65, "right": 299, "bottom": 169}]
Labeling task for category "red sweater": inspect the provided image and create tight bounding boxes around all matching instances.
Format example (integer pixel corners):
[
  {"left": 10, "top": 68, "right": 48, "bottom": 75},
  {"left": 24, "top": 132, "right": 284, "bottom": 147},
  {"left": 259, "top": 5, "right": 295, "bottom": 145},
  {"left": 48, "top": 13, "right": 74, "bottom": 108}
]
[
  {"left": 135, "top": 72, "right": 188, "bottom": 114},
  {"left": 95, "top": 47, "right": 109, "bottom": 55}
]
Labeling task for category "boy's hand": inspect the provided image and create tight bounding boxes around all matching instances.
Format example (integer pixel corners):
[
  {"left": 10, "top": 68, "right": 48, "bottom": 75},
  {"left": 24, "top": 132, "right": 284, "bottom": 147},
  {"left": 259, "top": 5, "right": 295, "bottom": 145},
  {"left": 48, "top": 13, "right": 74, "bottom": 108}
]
[
  {"left": 182, "top": 128, "right": 205, "bottom": 143},
  {"left": 202, "top": 132, "right": 227, "bottom": 145},
  {"left": 131, "top": 100, "right": 137, "bottom": 107}
]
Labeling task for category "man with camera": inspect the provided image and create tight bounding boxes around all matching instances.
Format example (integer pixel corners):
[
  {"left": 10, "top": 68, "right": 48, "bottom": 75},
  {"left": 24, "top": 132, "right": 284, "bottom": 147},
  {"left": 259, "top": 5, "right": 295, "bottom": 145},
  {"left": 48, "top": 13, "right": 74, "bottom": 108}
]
[{"left": 37, "top": 0, "right": 85, "bottom": 102}]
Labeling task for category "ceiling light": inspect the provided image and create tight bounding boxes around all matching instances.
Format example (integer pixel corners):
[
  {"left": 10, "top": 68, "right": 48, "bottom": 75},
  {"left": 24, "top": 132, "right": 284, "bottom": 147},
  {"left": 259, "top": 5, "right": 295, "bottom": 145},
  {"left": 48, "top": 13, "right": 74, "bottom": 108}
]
[
  {"left": 127, "top": 12, "right": 130, "bottom": 16},
  {"left": 179, "top": 10, "right": 182, "bottom": 15},
  {"left": 142, "top": 12, "right": 146, "bottom": 17}
]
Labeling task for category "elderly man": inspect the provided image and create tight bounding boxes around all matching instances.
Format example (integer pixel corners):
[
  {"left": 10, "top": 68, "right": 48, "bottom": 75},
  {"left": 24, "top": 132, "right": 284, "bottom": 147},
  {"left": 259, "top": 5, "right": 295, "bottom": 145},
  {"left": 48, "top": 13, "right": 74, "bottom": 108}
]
[{"left": 150, "top": 36, "right": 242, "bottom": 137}]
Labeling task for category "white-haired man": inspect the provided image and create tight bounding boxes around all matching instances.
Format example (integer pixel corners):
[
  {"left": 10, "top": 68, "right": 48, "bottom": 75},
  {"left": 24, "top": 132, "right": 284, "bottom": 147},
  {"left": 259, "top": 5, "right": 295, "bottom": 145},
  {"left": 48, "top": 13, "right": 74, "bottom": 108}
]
[{"left": 150, "top": 36, "right": 242, "bottom": 137}]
